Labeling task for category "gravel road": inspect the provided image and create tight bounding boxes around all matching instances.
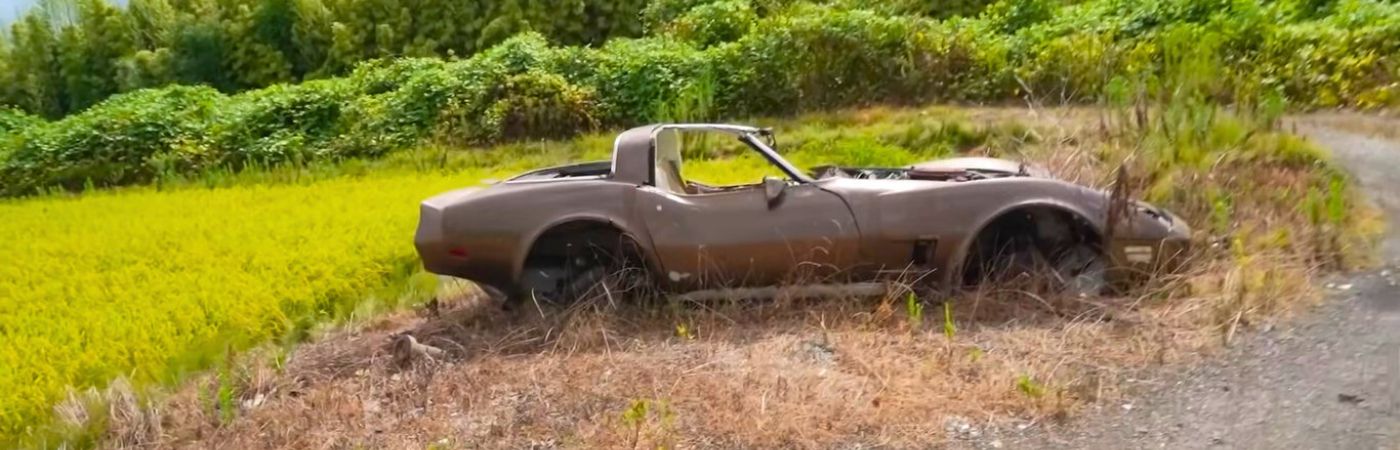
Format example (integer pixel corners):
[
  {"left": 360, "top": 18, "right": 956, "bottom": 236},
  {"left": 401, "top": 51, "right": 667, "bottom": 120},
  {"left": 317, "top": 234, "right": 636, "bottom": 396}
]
[{"left": 1005, "top": 118, "right": 1400, "bottom": 449}]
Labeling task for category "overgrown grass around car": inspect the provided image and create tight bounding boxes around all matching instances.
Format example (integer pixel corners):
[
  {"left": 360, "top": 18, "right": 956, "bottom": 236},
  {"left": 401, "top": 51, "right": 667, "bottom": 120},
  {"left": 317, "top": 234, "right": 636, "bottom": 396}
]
[{"left": 146, "top": 106, "right": 1379, "bottom": 449}]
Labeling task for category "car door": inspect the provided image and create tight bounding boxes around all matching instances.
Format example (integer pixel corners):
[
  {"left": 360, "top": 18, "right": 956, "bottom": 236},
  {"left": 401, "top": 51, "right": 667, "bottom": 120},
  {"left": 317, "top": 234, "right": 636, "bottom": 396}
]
[{"left": 636, "top": 182, "right": 861, "bottom": 289}]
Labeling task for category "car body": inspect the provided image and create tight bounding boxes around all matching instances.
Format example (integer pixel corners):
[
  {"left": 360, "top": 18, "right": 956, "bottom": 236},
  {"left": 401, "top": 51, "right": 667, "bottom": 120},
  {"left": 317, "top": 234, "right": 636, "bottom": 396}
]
[{"left": 415, "top": 124, "right": 1191, "bottom": 302}]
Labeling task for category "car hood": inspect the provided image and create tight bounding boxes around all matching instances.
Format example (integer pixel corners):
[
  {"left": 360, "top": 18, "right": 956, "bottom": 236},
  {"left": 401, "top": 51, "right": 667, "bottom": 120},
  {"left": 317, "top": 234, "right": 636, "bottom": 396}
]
[
  {"left": 909, "top": 157, "right": 1050, "bottom": 179},
  {"left": 810, "top": 156, "right": 1050, "bottom": 182}
]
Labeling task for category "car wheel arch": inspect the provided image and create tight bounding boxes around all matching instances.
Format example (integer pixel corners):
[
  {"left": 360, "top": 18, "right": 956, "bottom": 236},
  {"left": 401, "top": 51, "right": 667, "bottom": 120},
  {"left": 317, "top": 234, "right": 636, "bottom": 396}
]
[
  {"left": 512, "top": 216, "right": 661, "bottom": 289},
  {"left": 948, "top": 200, "right": 1105, "bottom": 287}
]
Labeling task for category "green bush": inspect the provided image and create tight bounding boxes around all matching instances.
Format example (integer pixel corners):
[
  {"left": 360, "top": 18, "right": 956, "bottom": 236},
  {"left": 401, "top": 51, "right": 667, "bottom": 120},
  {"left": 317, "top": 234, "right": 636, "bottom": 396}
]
[
  {"left": 1257, "top": 2, "right": 1400, "bottom": 108},
  {"left": 665, "top": 0, "right": 761, "bottom": 47},
  {"left": 643, "top": 0, "right": 731, "bottom": 31},
  {"left": 981, "top": 0, "right": 1058, "bottom": 33},
  {"left": 718, "top": 6, "right": 989, "bottom": 111},
  {"left": 0, "top": 108, "right": 40, "bottom": 135},
  {"left": 578, "top": 38, "right": 712, "bottom": 123},
  {"left": 340, "top": 59, "right": 493, "bottom": 155},
  {"left": 0, "top": 109, "right": 38, "bottom": 164},
  {"left": 827, "top": 0, "right": 997, "bottom": 18},
  {"left": 480, "top": 72, "right": 601, "bottom": 141},
  {"left": 0, "top": 0, "right": 652, "bottom": 118},
  {"left": 1, "top": 0, "right": 1398, "bottom": 196},
  {"left": 211, "top": 79, "right": 357, "bottom": 167},
  {"left": 0, "top": 86, "right": 223, "bottom": 195}
]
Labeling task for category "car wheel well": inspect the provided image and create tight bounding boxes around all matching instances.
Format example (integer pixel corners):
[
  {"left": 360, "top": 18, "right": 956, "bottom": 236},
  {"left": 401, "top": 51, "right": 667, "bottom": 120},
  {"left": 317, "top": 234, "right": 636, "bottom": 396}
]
[
  {"left": 525, "top": 220, "right": 625, "bottom": 258},
  {"left": 516, "top": 220, "right": 648, "bottom": 305},
  {"left": 960, "top": 205, "right": 1103, "bottom": 288}
]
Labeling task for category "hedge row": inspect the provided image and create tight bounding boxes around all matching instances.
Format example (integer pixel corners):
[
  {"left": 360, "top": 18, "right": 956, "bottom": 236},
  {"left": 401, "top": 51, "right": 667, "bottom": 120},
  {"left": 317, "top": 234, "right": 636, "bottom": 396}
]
[
  {"left": 1, "top": 0, "right": 1397, "bottom": 196},
  {"left": 0, "top": 0, "right": 652, "bottom": 117}
]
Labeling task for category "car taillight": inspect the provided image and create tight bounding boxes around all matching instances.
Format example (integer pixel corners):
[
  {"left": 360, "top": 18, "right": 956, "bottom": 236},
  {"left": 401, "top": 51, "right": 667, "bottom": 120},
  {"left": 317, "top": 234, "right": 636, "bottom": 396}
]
[{"left": 447, "top": 246, "right": 468, "bottom": 258}]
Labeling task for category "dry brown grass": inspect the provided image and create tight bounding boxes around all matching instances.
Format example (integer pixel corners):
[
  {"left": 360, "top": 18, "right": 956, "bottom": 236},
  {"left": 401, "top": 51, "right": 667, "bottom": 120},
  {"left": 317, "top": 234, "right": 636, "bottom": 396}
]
[
  {"left": 141, "top": 256, "right": 1318, "bottom": 449},
  {"left": 51, "top": 378, "right": 163, "bottom": 449},
  {"left": 73, "top": 106, "right": 1370, "bottom": 449}
]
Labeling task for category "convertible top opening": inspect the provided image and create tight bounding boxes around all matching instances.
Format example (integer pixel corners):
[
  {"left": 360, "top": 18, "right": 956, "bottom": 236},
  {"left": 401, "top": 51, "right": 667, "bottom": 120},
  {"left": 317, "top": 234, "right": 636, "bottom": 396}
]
[{"left": 508, "top": 161, "right": 612, "bottom": 182}]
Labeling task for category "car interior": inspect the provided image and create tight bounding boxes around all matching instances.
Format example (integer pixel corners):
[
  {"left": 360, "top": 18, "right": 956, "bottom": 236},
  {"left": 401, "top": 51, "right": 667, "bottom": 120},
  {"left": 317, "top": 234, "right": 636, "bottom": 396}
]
[{"left": 653, "top": 128, "right": 782, "bottom": 195}]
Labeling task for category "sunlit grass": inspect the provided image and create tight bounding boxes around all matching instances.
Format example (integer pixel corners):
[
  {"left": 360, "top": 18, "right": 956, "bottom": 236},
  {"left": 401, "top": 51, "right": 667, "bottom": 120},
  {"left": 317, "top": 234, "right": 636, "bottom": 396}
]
[{"left": 0, "top": 172, "right": 493, "bottom": 437}]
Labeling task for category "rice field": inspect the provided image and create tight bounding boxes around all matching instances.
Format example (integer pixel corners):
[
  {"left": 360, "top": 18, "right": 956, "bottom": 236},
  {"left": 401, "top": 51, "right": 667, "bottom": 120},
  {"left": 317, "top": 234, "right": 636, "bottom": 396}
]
[{"left": 0, "top": 172, "right": 479, "bottom": 438}]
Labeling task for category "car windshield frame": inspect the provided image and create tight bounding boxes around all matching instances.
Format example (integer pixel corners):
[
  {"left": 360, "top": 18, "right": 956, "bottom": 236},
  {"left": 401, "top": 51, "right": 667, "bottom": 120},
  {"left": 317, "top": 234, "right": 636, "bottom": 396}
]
[{"left": 651, "top": 124, "right": 813, "bottom": 184}]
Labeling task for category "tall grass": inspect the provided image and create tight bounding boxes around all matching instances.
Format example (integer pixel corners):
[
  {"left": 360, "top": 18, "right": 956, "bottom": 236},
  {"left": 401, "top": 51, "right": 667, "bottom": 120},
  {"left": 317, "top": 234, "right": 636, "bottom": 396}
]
[{"left": 0, "top": 173, "right": 475, "bottom": 440}]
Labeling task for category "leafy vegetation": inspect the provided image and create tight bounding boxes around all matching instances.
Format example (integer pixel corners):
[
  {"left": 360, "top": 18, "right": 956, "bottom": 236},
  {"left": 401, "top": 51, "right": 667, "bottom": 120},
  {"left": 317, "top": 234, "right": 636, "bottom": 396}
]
[
  {"left": 0, "top": 0, "right": 1397, "bottom": 195},
  {"left": 0, "top": 0, "right": 649, "bottom": 117}
]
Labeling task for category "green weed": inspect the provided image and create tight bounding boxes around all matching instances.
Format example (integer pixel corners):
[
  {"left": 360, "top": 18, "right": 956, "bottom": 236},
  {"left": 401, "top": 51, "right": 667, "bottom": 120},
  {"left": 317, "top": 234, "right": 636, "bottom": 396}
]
[
  {"left": 619, "top": 398, "right": 676, "bottom": 450},
  {"left": 942, "top": 301, "right": 957, "bottom": 340},
  {"left": 905, "top": 292, "right": 924, "bottom": 331},
  {"left": 1016, "top": 375, "right": 1045, "bottom": 398}
]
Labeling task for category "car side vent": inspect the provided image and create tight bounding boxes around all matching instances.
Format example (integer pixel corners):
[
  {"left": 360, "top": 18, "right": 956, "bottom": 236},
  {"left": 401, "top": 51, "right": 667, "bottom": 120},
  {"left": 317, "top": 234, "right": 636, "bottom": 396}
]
[{"left": 912, "top": 237, "right": 938, "bottom": 266}]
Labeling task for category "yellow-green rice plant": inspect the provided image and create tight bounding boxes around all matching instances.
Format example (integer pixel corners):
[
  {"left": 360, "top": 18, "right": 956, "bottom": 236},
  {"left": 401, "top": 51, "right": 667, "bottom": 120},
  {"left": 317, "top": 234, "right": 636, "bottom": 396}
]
[{"left": 0, "top": 172, "right": 473, "bottom": 440}]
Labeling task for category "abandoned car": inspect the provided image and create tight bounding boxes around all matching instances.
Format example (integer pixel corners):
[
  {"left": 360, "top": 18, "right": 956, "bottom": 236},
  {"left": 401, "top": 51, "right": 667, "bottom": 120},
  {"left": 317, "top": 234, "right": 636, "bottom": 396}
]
[{"left": 415, "top": 124, "right": 1190, "bottom": 305}]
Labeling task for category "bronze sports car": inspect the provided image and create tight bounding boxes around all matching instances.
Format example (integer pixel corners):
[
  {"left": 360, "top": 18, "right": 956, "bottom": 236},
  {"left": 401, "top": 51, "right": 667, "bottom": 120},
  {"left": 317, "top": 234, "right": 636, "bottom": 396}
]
[{"left": 415, "top": 124, "right": 1190, "bottom": 305}]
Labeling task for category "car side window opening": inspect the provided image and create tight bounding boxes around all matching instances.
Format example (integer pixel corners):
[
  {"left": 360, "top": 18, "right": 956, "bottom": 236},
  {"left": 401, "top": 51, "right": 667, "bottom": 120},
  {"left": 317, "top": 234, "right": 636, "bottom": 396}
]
[
  {"left": 652, "top": 128, "right": 794, "bottom": 196},
  {"left": 652, "top": 128, "right": 691, "bottom": 194}
]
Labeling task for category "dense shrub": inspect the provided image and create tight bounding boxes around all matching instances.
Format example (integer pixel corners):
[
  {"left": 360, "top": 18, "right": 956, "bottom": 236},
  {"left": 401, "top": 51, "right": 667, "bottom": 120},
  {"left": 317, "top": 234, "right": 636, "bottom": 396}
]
[
  {"left": 980, "top": 0, "right": 1058, "bottom": 34},
  {"left": 481, "top": 72, "right": 601, "bottom": 141},
  {"left": 0, "top": 0, "right": 1397, "bottom": 195},
  {"left": 0, "top": 0, "right": 652, "bottom": 118},
  {"left": 210, "top": 80, "right": 358, "bottom": 167},
  {"left": 0, "top": 109, "right": 38, "bottom": 163},
  {"left": 1257, "top": 2, "right": 1400, "bottom": 108},
  {"left": 0, "top": 86, "right": 223, "bottom": 195},
  {"left": 1000, "top": 0, "right": 1400, "bottom": 104},
  {"left": 352, "top": 36, "right": 565, "bottom": 149},
  {"left": 643, "top": 0, "right": 736, "bottom": 31},
  {"left": 704, "top": 6, "right": 990, "bottom": 116},
  {"left": 340, "top": 59, "right": 489, "bottom": 154},
  {"left": 579, "top": 38, "right": 712, "bottom": 123},
  {"left": 664, "top": 0, "right": 761, "bottom": 47},
  {"left": 0, "top": 108, "right": 40, "bottom": 135},
  {"left": 828, "top": 0, "right": 998, "bottom": 18},
  {"left": 642, "top": 0, "right": 998, "bottom": 30}
]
